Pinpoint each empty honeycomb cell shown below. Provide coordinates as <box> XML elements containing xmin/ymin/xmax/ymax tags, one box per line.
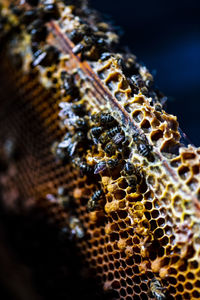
<box><xmin>120</xmin><ymin>288</ymin><xmax>127</xmax><ymax>297</ymax></box>
<box><xmin>157</xmin><ymin>217</ymin><xmax>165</xmax><ymax>227</ymax></box>
<box><xmin>139</xmin><ymin>293</ymin><xmax>148</xmax><ymax>300</ymax></box>
<box><xmin>177</xmin><ymin>284</ymin><xmax>184</xmax><ymax>292</ymax></box>
<box><xmin>127</xmin><ymin>286</ymin><xmax>133</xmax><ymax>295</ymax></box>
<box><xmin>151</xmin><ymin>118</ymin><xmax>161</xmax><ymax>128</ymax></box>
<box><xmin>108</xmin><ymin>272</ymin><xmax>114</xmax><ymax>281</ymax></box>
<box><xmin>133</xmin><ymin>295</ymin><xmax>140</xmax><ymax>300</ymax></box>
<box><xmin>192</xmin><ymin>290</ymin><xmax>200</xmax><ymax>298</ymax></box>
<box><xmin>118</xmin><ymin>178</ymin><xmax>128</xmax><ymax>189</ymax></box>
<box><xmin>117</xmin><ymin>210</ymin><xmax>128</xmax><ymax>219</ymax></box>
<box><xmin>140</xmin><ymin>119</ymin><xmax>151</xmax><ymax>132</ymax></box>
<box><xmin>132</xmin><ymin>96</ymin><xmax>145</xmax><ymax>105</ymax></box>
<box><xmin>147</xmin><ymin>175</ymin><xmax>155</xmax><ymax>186</ymax></box>
<box><xmin>187</xmin><ymin>178</ymin><xmax>198</xmax><ymax>191</ymax></box>
<box><xmin>170</xmin><ymin>158</ymin><xmax>182</xmax><ymax>168</ymax></box>
<box><xmin>178</xmin><ymin>165</ymin><xmax>190</xmax><ymax>180</ymax></box>
<box><xmin>185</xmin><ymin>282</ymin><xmax>193</xmax><ymax>290</ymax></box>
<box><xmin>118</xmin><ymin>221</ymin><xmax>126</xmax><ymax>229</ymax></box>
<box><xmin>144</xmin><ymin>201</ymin><xmax>152</xmax><ymax>210</ymax></box>
<box><xmin>151</xmin><ymin>209</ymin><xmax>159</xmax><ymax>219</ymax></box>
<box><xmin>126</xmin><ymin>268</ymin><xmax>133</xmax><ymax>276</ymax></box>
<box><xmin>115</xmin><ymin>91</ymin><xmax>125</xmax><ymax>102</ymax></box>
<box><xmin>195</xmin><ymin>280</ymin><xmax>200</xmax><ymax>288</ymax></box>
<box><xmin>192</xmin><ymin>164</ymin><xmax>200</xmax><ymax>174</ymax></box>
<box><xmin>175</xmin><ymin>295</ymin><xmax>183</xmax><ymax>300</ymax></box>
<box><xmin>182</xmin><ymin>152</ymin><xmax>196</xmax><ymax>161</ymax></box>
<box><xmin>160</xmin><ymin>236</ymin><xmax>169</xmax><ymax>246</ymax></box>
<box><xmin>132</xmin><ymin>110</ymin><xmax>143</xmax><ymax>123</ymax></box>
<box><xmin>121</xmin><ymin>279</ymin><xmax>126</xmax><ymax>287</ymax></box>
<box><xmin>112</xmin><ymin>280</ymin><xmax>120</xmax><ymax>289</ymax></box>
<box><xmin>183</xmin><ymin>292</ymin><xmax>190</xmax><ymax>299</ymax></box>
<box><xmin>114</xmin><ymin>271</ymin><xmax>120</xmax><ymax>279</ymax></box>
<box><xmin>150</xmin><ymin>129</ymin><xmax>163</xmax><ymax>143</ymax></box>
<box><xmin>168</xmin><ymin>276</ymin><xmax>178</xmax><ymax>285</ymax></box>
<box><xmin>133</xmin><ymin>284</ymin><xmax>141</xmax><ymax>294</ymax></box>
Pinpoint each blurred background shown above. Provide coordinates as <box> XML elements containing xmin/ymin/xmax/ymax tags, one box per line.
<box><xmin>91</xmin><ymin>0</ymin><xmax>200</xmax><ymax>146</ymax></box>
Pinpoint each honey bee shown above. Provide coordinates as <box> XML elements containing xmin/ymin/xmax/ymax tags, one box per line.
<box><xmin>71</xmin><ymin>103</ymin><xmax>86</xmax><ymax>116</ymax></box>
<box><xmin>73</xmin><ymin>118</ymin><xmax>88</xmax><ymax>132</ymax></box>
<box><xmin>104</xmin><ymin>142</ymin><xmax>116</xmax><ymax>156</ymax></box>
<box><xmin>73</xmin><ymin>157</ymin><xmax>93</xmax><ymax>175</ymax></box>
<box><xmin>69</xmin><ymin>216</ymin><xmax>84</xmax><ymax>239</ymax></box>
<box><xmin>72</xmin><ymin>43</ymin><xmax>85</xmax><ymax>55</ymax></box>
<box><xmin>41</xmin><ymin>1</ymin><xmax>59</xmax><ymax>21</ymax></box>
<box><xmin>106</xmin><ymin>126</ymin><xmax>121</xmax><ymax>138</ymax></box>
<box><xmin>60</xmin><ymin>71</ymin><xmax>75</xmax><ymax>94</ymax></box>
<box><xmin>94</xmin><ymin>158</ymin><xmax>119</xmax><ymax>174</ymax></box>
<box><xmin>98</xmin><ymin>131</ymin><xmax>110</xmax><ymax>145</ymax></box>
<box><xmin>100</xmin><ymin>113</ymin><xmax>116</xmax><ymax>127</ymax></box>
<box><xmin>122</xmin><ymin>162</ymin><xmax>141</xmax><ymax>191</ymax></box>
<box><xmin>100</xmin><ymin>52</ymin><xmax>111</xmax><ymax>61</ymax></box>
<box><xmin>51</xmin><ymin>141</ymin><xmax>68</xmax><ymax>163</ymax></box>
<box><xmin>21</xmin><ymin>10</ymin><xmax>37</xmax><ymax>25</ymax></box>
<box><xmin>123</xmin><ymin>162</ymin><xmax>136</xmax><ymax>175</ymax></box>
<box><xmin>57</xmin><ymin>186</ymin><xmax>71</xmax><ymax>209</ymax></box>
<box><xmin>150</xmin><ymin>278</ymin><xmax>166</xmax><ymax>300</ymax></box>
<box><xmin>87</xmin><ymin>189</ymin><xmax>103</xmax><ymax>212</ymax></box>
<box><xmin>58</xmin><ymin>131</ymin><xmax>85</xmax><ymax>157</ymax></box>
<box><xmin>69</xmin><ymin>23</ymin><xmax>91</xmax><ymax>44</ymax></box>
<box><xmin>93</xmin><ymin>125</ymin><xmax>124</xmax><ymax>148</ymax></box>
<box><xmin>90</xmin><ymin>126</ymin><xmax>103</xmax><ymax>138</ymax></box>
<box><xmin>106</xmin><ymin>126</ymin><xmax>125</xmax><ymax>145</ymax></box>
<box><xmin>133</xmin><ymin>133</ymin><xmax>152</xmax><ymax>158</ymax></box>
<box><xmin>28</xmin><ymin>19</ymin><xmax>47</xmax><ymax>43</ymax></box>
<box><xmin>91</xmin><ymin>113</ymin><xmax>117</xmax><ymax>127</ymax></box>
<box><xmin>89</xmin><ymin>126</ymin><xmax>103</xmax><ymax>144</ymax></box>
<box><xmin>137</xmin><ymin>143</ymin><xmax>152</xmax><ymax>158</ymax></box>
<box><xmin>72</xmin><ymin>35</ymin><xmax>93</xmax><ymax>57</ymax></box>
<box><xmin>32</xmin><ymin>45</ymin><xmax>59</xmax><ymax>67</ymax></box>
<box><xmin>59</xmin><ymin>102</ymin><xmax>88</xmax><ymax>131</ymax></box>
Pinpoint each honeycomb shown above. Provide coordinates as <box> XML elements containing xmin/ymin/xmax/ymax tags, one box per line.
<box><xmin>1</xmin><ymin>1</ymin><xmax>200</xmax><ymax>299</ymax></box>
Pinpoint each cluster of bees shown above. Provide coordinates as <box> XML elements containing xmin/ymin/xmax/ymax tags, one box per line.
<box><xmin>56</xmin><ymin>84</ymin><xmax>153</xmax><ymax>212</ymax></box>
<box><xmin>7</xmin><ymin>0</ymin><xmax>62</xmax><ymax>69</ymax></box>
<box><xmin>6</xmin><ymin>0</ymin><xmax>166</xmax><ymax>112</ymax></box>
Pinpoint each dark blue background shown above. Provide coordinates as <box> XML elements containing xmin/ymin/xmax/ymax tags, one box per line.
<box><xmin>91</xmin><ymin>0</ymin><xmax>200</xmax><ymax>146</ymax></box>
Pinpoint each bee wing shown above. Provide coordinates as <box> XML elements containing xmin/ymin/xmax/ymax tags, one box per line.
<box><xmin>32</xmin><ymin>52</ymin><xmax>46</xmax><ymax>67</ymax></box>
<box><xmin>59</xmin><ymin>102</ymin><xmax>77</xmax><ymax>120</ymax></box>
<box><xmin>46</xmin><ymin>193</ymin><xmax>57</xmax><ymax>203</ymax></box>
<box><xmin>59</xmin><ymin>102</ymin><xmax>73</xmax><ymax>109</ymax></box>
<box><xmin>67</xmin><ymin>141</ymin><xmax>77</xmax><ymax>157</ymax></box>
<box><xmin>64</xmin><ymin>115</ymin><xmax>79</xmax><ymax>127</ymax></box>
<box><xmin>92</xmin><ymin>137</ymin><xmax>99</xmax><ymax>145</ymax></box>
<box><xmin>75</xmin><ymin>226</ymin><xmax>84</xmax><ymax>239</ymax></box>
<box><xmin>58</xmin><ymin>138</ymin><xmax>71</xmax><ymax>148</ymax></box>
<box><xmin>94</xmin><ymin>161</ymin><xmax>107</xmax><ymax>174</ymax></box>
<box><xmin>113</xmin><ymin>133</ymin><xmax>124</xmax><ymax>144</ymax></box>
